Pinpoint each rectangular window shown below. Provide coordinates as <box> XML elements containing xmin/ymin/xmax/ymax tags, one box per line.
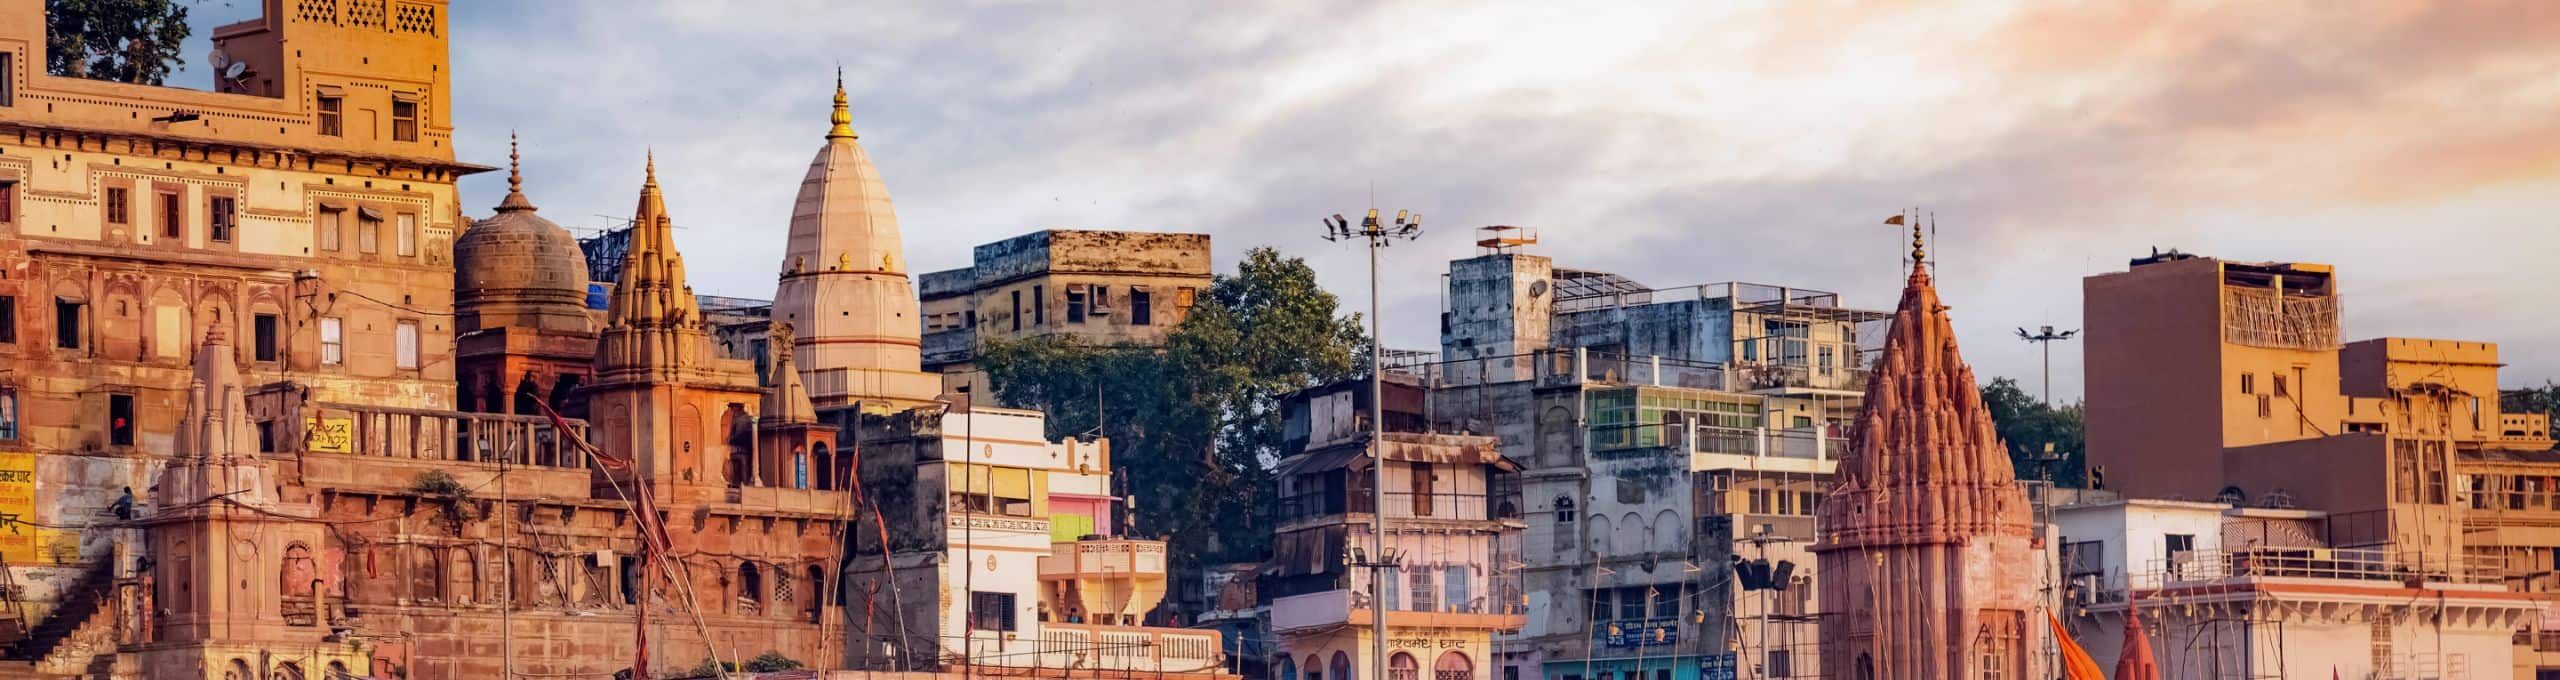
<box><xmin>0</xmin><ymin>180</ymin><xmax>16</xmax><ymax>224</ymax></box>
<box><xmin>395</xmin><ymin>320</ymin><xmax>420</xmax><ymax>369</ymax></box>
<box><xmin>1032</xmin><ymin>284</ymin><xmax>1045</xmax><ymax>326</ymax></box>
<box><xmin>1650</xmin><ymin>585</ymin><xmax>1678</xmax><ymax>618</ymax></box>
<box><xmin>209</xmin><ymin>196</ymin><xmax>236</xmax><ymax>243</ymax></box>
<box><xmin>0</xmin><ymin>295</ymin><xmax>13</xmax><ymax>344</ymax></box>
<box><xmin>0</xmin><ymin>53</ymin><xmax>12</xmax><ymax>107</ymax></box>
<box><xmin>1066</xmin><ymin>284</ymin><xmax>1088</xmax><ymax>323</ymax></box>
<box><xmin>2240</xmin><ymin>372</ymin><xmax>2254</xmax><ymax>395</ymax></box>
<box><xmin>1009</xmin><ymin>290</ymin><xmax>1022</xmax><ymax>331</ymax></box>
<box><xmin>2273</xmin><ymin>374</ymin><xmax>2288</xmax><ymax>398</ymax></box>
<box><xmin>1616</xmin><ymin>586</ymin><xmax>1645</xmax><ymax>621</ymax></box>
<box><xmin>391</xmin><ymin>100</ymin><xmax>419</xmax><ymax>141</ymax></box>
<box><xmin>1132</xmin><ymin>288</ymin><xmax>1153</xmax><ymax>326</ymax></box>
<box><xmin>969</xmin><ymin>591</ymin><xmax>1016</xmax><ymax>631</ymax></box>
<box><xmin>1818</xmin><ymin>346</ymin><xmax>1835</xmax><ymax>376</ymax></box>
<box><xmin>318</xmin><ymin>96</ymin><xmax>344</xmax><ymax>137</ymax></box>
<box><xmin>1767</xmin><ymin>651</ymin><xmax>1792</xmax><ymax>678</ymax></box>
<box><xmin>109</xmin><ymin>393</ymin><xmax>134</xmax><ymax>446</ymax></box>
<box><xmin>253</xmin><ymin>314</ymin><xmax>279</xmax><ymax>362</ymax></box>
<box><xmin>320</xmin><ymin>317</ymin><xmax>344</xmax><ymax>365</ymax></box>
<box><xmin>54</xmin><ymin>299</ymin><xmax>82</xmax><ymax>349</ymax></box>
<box><xmin>2165</xmin><ymin>533</ymin><xmax>2195</xmax><ymax>557</ymax></box>
<box><xmin>159</xmin><ymin>191</ymin><xmax>182</xmax><ymax>240</ymax></box>
<box><xmin>397</xmin><ymin>213</ymin><xmax>417</xmax><ymax>256</ymax></box>
<box><xmin>0</xmin><ymin>388</ymin><xmax>16</xmax><ymax>442</ymax></box>
<box><xmin>1408</xmin><ymin>570</ymin><xmax>1436</xmax><ymax>612</ymax></box>
<box><xmin>1092</xmin><ymin>285</ymin><xmax>1111</xmax><ymax>314</ymax></box>
<box><xmin>358</xmin><ymin>213</ymin><xmax>380</xmax><ymax>254</ymax></box>
<box><xmin>318</xmin><ymin>208</ymin><xmax>343</xmax><ymax>251</ymax></box>
<box><xmin>105</xmin><ymin>187</ymin><xmax>128</xmax><ymax>224</ymax></box>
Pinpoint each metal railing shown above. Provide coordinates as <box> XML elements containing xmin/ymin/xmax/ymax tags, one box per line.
<box><xmin>2137</xmin><ymin>547</ymin><xmax>2505</xmax><ymax>587</ymax></box>
<box><xmin>1276</xmin><ymin>491</ymin><xmax>1521</xmax><ymax>524</ymax></box>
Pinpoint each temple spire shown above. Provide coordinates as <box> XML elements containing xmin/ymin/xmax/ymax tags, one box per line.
<box><xmin>828</xmin><ymin>68</ymin><xmax>858</xmax><ymax>140</ymax></box>
<box><xmin>496</xmin><ymin>131</ymin><xmax>538</xmax><ymax>213</ymax></box>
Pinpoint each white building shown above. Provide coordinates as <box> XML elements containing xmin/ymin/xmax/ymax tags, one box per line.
<box><xmin>2055</xmin><ymin>495</ymin><xmax>2539</xmax><ymax>679</ymax></box>
<box><xmin>841</xmin><ymin>405</ymin><xmax>1221</xmax><ymax>675</ymax></box>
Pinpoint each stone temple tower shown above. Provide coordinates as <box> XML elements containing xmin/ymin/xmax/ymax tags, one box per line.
<box><xmin>1811</xmin><ymin>225</ymin><xmax>2045</xmax><ymax>679</ymax></box>
<box><xmin>770</xmin><ymin>75</ymin><xmax>943</xmax><ymax>412</ymax></box>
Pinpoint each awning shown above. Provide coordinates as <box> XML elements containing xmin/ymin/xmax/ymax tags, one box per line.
<box><xmin>1271</xmin><ymin>446</ymin><xmax>1367</xmax><ymax>480</ymax></box>
<box><xmin>357</xmin><ymin>206</ymin><xmax>385</xmax><ymax>220</ymax></box>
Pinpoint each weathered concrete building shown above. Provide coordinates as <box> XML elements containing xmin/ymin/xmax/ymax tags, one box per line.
<box><xmin>1420</xmin><ymin>230</ymin><xmax>1879</xmax><ymax>680</ymax></box>
<box><xmin>0</xmin><ymin>0</ymin><xmax>479</xmax><ymax>669</ymax></box>
<box><xmin>2081</xmin><ymin>251</ymin><xmax>2560</xmax><ymax>676</ymax></box>
<box><xmin>918</xmin><ymin>229</ymin><xmax>1211</xmax><ymax>397</ymax></box>
<box><xmin>836</xmin><ymin>404</ymin><xmax>1223</xmax><ymax>674</ymax></box>
<box><xmin>2053</xmin><ymin>494</ymin><xmax>2538</xmax><ymax>678</ymax></box>
<box><xmin>1263</xmin><ymin>376</ymin><xmax>1526</xmax><ymax>680</ymax></box>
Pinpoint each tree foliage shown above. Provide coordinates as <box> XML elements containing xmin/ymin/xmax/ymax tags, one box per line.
<box><xmin>46</xmin><ymin>0</ymin><xmax>193</xmax><ymax>85</ymax></box>
<box><xmin>979</xmin><ymin>247</ymin><xmax>1366</xmax><ymax>567</ymax></box>
<box><xmin>1979</xmin><ymin>377</ymin><xmax>2087</xmax><ymax>487</ymax></box>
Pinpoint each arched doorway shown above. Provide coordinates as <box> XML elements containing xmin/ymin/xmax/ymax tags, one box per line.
<box><xmin>1433</xmin><ymin>651</ymin><xmax>1472</xmax><ymax>680</ymax></box>
<box><xmin>1388</xmin><ymin>652</ymin><xmax>1418</xmax><ymax>680</ymax></box>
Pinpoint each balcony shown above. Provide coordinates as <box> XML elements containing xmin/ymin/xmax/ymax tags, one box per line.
<box><xmin>1277</xmin><ymin>491</ymin><xmax>1522</xmax><ymax>525</ymax></box>
<box><xmin>255</xmin><ymin>394</ymin><xmax>601</xmax><ymax>498</ymax></box>
<box><xmin>2136</xmin><ymin>547</ymin><xmax>2505</xmax><ymax>589</ymax></box>
<box><xmin>1039</xmin><ymin>539</ymin><xmax>1171</xmax><ymax>580</ymax></box>
<box><xmin>1037</xmin><ymin>622</ymin><xmax>1224</xmax><ymax>674</ymax></box>
<box><xmin>923</xmin><ymin>327</ymin><xmax>977</xmax><ymax>365</ymax></box>
<box><xmin>1268</xmin><ymin>588</ymin><xmax>1527</xmax><ymax>633</ymax></box>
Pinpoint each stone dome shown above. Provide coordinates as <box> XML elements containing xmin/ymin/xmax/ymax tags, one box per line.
<box><xmin>454</xmin><ymin>139</ymin><xmax>594</xmax><ymax>334</ymax></box>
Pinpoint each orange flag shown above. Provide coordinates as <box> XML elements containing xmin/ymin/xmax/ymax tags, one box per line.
<box><xmin>2048</xmin><ymin>611</ymin><xmax>2108</xmax><ymax>680</ymax></box>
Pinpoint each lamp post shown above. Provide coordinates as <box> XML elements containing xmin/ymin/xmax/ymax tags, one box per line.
<box><xmin>2014</xmin><ymin>325</ymin><xmax>2078</xmax><ymax>405</ymax></box>
<box><xmin>1326</xmin><ymin>208</ymin><xmax>1420</xmax><ymax>680</ymax></box>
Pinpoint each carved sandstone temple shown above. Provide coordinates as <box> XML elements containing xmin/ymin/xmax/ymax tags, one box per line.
<box><xmin>770</xmin><ymin>76</ymin><xmax>943</xmax><ymax>413</ymax></box>
<box><xmin>1811</xmin><ymin>227</ymin><xmax>2046</xmax><ymax>679</ymax></box>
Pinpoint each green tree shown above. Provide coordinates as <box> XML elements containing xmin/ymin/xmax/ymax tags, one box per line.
<box><xmin>979</xmin><ymin>247</ymin><xmax>1366</xmax><ymax>567</ymax></box>
<box><xmin>1979</xmin><ymin>377</ymin><xmax>2087</xmax><ymax>487</ymax></box>
<box><xmin>47</xmin><ymin>0</ymin><xmax>194</xmax><ymax>85</ymax></box>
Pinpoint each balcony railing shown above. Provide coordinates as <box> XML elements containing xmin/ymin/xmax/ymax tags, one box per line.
<box><xmin>2136</xmin><ymin>547</ymin><xmax>2505</xmax><ymax>587</ymax></box>
<box><xmin>1276</xmin><ymin>492</ymin><xmax>1521</xmax><ymax>524</ymax></box>
<box><xmin>1038</xmin><ymin>622</ymin><xmax>1224</xmax><ymax>674</ymax></box>
<box><xmin>260</xmin><ymin>399</ymin><xmax>591</xmax><ymax>469</ymax></box>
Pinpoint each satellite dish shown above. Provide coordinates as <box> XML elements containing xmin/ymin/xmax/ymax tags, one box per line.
<box><xmin>208</xmin><ymin>48</ymin><xmax>231</xmax><ymax>72</ymax></box>
<box><xmin>224</xmin><ymin>62</ymin><xmax>250</xmax><ymax>80</ymax></box>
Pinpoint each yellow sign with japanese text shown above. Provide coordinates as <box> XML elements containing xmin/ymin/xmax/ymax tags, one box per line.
<box><xmin>307</xmin><ymin>417</ymin><xmax>355</xmax><ymax>453</ymax></box>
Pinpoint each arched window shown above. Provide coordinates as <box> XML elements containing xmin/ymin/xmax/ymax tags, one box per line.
<box><xmin>738</xmin><ymin>562</ymin><xmax>764</xmax><ymax>613</ymax></box>
<box><xmin>1433</xmin><ymin>651</ymin><xmax>1472</xmax><ymax>680</ymax></box>
<box><xmin>326</xmin><ymin>662</ymin><xmax>350</xmax><ymax>679</ymax></box>
<box><xmin>550</xmin><ymin>374</ymin><xmax>585</xmax><ymax>420</ymax></box>
<box><xmin>512</xmin><ymin>374</ymin><xmax>543</xmax><ymax>415</ymax></box>
<box><xmin>804</xmin><ymin>564</ymin><xmax>826</xmax><ymax>623</ymax></box>
<box><xmin>1303</xmin><ymin>656</ymin><xmax>1323</xmax><ymax>680</ymax></box>
<box><xmin>224</xmin><ymin>658</ymin><xmax>254</xmax><ymax>680</ymax></box>
<box><xmin>281</xmin><ymin>543</ymin><xmax>316</xmax><ymax>598</ymax></box>
<box><xmin>1388</xmin><ymin>652</ymin><xmax>1420</xmax><ymax>680</ymax></box>
<box><xmin>449</xmin><ymin>548</ymin><xmax>479</xmax><ymax>606</ymax></box>
<box><xmin>1278</xmin><ymin>655</ymin><xmax>1298</xmax><ymax>680</ymax></box>
<box><xmin>1329</xmin><ymin>651</ymin><xmax>1351</xmax><ymax>680</ymax></box>
<box><xmin>273</xmin><ymin>661</ymin><xmax>305</xmax><ymax>680</ymax></box>
<box><xmin>409</xmin><ymin>546</ymin><xmax>443</xmax><ymax>605</ymax></box>
<box><xmin>813</xmin><ymin>442</ymin><xmax>836</xmax><ymax>491</ymax></box>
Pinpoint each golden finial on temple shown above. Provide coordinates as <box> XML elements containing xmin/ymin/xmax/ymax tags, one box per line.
<box><xmin>644</xmin><ymin>148</ymin><xmax>657</xmax><ymax>186</ymax></box>
<box><xmin>1912</xmin><ymin>219</ymin><xmax>1926</xmax><ymax>265</ymax></box>
<box><xmin>828</xmin><ymin>66</ymin><xmax>858</xmax><ymax>140</ymax></box>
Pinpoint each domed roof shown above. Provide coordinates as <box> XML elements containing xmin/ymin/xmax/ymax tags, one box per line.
<box><xmin>455</xmin><ymin>136</ymin><xmax>594</xmax><ymax>334</ymax></box>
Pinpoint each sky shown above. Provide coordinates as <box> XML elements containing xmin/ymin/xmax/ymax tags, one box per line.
<box><xmin>176</xmin><ymin>1</ymin><xmax>2560</xmax><ymax>400</ymax></box>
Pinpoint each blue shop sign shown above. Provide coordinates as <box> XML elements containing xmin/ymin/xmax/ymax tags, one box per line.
<box><xmin>1698</xmin><ymin>653</ymin><xmax>1735</xmax><ymax>680</ymax></box>
<box><xmin>1601</xmin><ymin>619</ymin><xmax>1679</xmax><ymax>648</ymax></box>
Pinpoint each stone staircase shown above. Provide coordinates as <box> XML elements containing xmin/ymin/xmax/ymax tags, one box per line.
<box><xmin>1</xmin><ymin>561</ymin><xmax>119</xmax><ymax>676</ymax></box>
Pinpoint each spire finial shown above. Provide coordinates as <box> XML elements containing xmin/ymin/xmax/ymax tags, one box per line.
<box><xmin>494</xmin><ymin>130</ymin><xmax>538</xmax><ymax>212</ymax></box>
<box><xmin>1911</xmin><ymin>214</ymin><xmax>1925</xmax><ymax>265</ymax></box>
<box><xmin>644</xmin><ymin>148</ymin><xmax>658</xmax><ymax>187</ymax></box>
<box><xmin>828</xmin><ymin>67</ymin><xmax>858</xmax><ymax>140</ymax></box>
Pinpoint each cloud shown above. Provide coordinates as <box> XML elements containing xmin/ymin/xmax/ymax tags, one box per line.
<box><xmin>424</xmin><ymin>0</ymin><xmax>2560</xmax><ymax>399</ymax></box>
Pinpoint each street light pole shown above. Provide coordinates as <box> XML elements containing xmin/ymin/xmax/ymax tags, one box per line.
<box><xmin>1326</xmin><ymin>208</ymin><xmax>1421</xmax><ymax>680</ymax></box>
<box><xmin>2014</xmin><ymin>325</ymin><xmax>2079</xmax><ymax>405</ymax></box>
